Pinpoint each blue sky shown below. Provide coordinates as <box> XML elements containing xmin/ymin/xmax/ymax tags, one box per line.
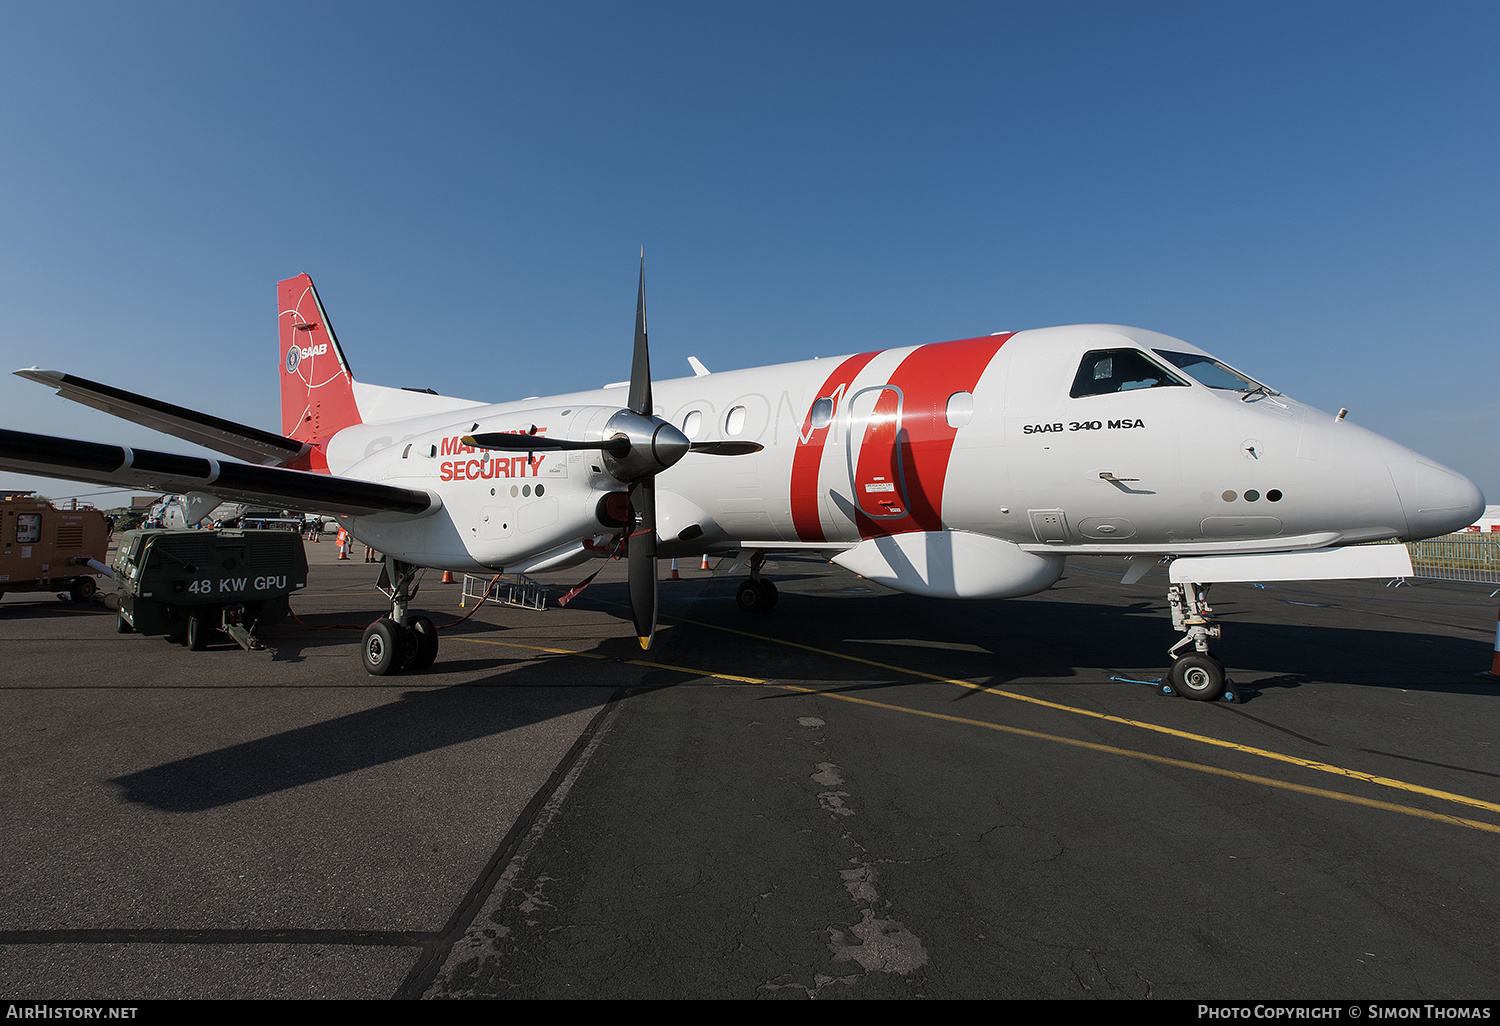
<box><xmin>1</xmin><ymin>1</ymin><xmax>1495</xmax><ymax>506</ymax></box>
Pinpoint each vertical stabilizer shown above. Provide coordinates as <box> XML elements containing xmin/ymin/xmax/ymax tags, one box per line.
<box><xmin>278</xmin><ymin>275</ymin><xmax>362</xmax><ymax>469</ymax></box>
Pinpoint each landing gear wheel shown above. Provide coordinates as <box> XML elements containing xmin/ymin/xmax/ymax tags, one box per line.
<box><xmin>70</xmin><ymin>577</ymin><xmax>96</xmax><ymax>604</ymax></box>
<box><xmin>759</xmin><ymin>579</ymin><xmax>779</xmax><ymax>611</ymax></box>
<box><xmin>362</xmin><ymin>617</ymin><xmax>406</xmax><ymax>676</ymax></box>
<box><xmin>187</xmin><ymin>611</ymin><xmax>211</xmax><ymax>651</ymax></box>
<box><xmin>1170</xmin><ymin>652</ymin><xmax>1226</xmax><ymax>702</ymax></box>
<box><xmin>736</xmin><ymin>579</ymin><xmax>777</xmax><ymax>613</ymax></box>
<box><xmin>404</xmin><ymin>615</ymin><xmax>439</xmax><ymax>672</ymax></box>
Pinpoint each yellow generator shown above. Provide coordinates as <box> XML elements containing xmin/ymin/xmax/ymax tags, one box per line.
<box><xmin>0</xmin><ymin>494</ymin><xmax>109</xmax><ymax>603</ymax></box>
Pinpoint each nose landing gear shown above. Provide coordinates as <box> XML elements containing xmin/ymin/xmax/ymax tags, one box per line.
<box><xmin>1161</xmin><ymin>581</ymin><xmax>1233</xmax><ymax>702</ymax></box>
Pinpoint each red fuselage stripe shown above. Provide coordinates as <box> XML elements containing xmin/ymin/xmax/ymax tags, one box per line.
<box><xmin>853</xmin><ymin>334</ymin><xmax>1011</xmax><ymax>538</ymax></box>
<box><xmin>790</xmin><ymin>335</ymin><xmax>1011</xmax><ymax>542</ymax></box>
<box><xmin>789</xmin><ymin>350</ymin><xmax>883</xmax><ymax>541</ymax></box>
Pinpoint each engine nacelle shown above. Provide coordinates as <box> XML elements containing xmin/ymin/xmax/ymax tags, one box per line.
<box><xmin>339</xmin><ymin>407</ymin><xmax>629</xmax><ymax>570</ymax></box>
<box><xmin>831</xmin><ymin>531</ymin><xmax>1064</xmax><ymax>599</ymax></box>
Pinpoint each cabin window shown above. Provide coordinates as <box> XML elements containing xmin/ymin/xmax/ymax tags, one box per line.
<box><xmin>809</xmin><ymin>397</ymin><xmax>834</xmax><ymax>430</ymax></box>
<box><xmin>945</xmin><ymin>391</ymin><xmax>974</xmax><ymax>428</ymax></box>
<box><xmin>725</xmin><ymin>406</ymin><xmax>746</xmax><ymax>436</ymax></box>
<box><xmin>682</xmin><ymin>410</ymin><xmax>703</xmax><ymax>438</ymax></box>
<box><xmin>1070</xmin><ymin>349</ymin><xmax>1189</xmax><ymax>398</ymax></box>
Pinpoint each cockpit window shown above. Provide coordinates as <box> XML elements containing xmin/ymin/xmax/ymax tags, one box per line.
<box><xmin>1070</xmin><ymin>349</ymin><xmax>1189</xmax><ymax>398</ymax></box>
<box><xmin>1153</xmin><ymin>349</ymin><xmax>1271</xmax><ymax>394</ymax></box>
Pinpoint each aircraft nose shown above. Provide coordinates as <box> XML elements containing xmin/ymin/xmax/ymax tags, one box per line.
<box><xmin>1384</xmin><ymin>445</ymin><xmax>1485</xmax><ymax>541</ymax></box>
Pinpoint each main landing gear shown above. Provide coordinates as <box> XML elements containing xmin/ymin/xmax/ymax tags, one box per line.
<box><xmin>735</xmin><ymin>552</ymin><xmax>779</xmax><ymax>613</ymax></box>
<box><xmin>361</xmin><ymin>557</ymin><xmax>439</xmax><ymax>676</ymax></box>
<box><xmin>1159</xmin><ymin>581</ymin><xmax>1234</xmax><ymax>702</ymax></box>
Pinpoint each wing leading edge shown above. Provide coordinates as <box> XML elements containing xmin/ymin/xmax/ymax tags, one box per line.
<box><xmin>0</xmin><ymin>427</ymin><xmax>438</xmax><ymax>519</ymax></box>
<box><xmin>15</xmin><ymin>368</ymin><xmax>310</xmax><ymax>467</ymax></box>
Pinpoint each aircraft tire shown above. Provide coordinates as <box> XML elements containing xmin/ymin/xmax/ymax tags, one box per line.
<box><xmin>1170</xmin><ymin>653</ymin><xmax>1226</xmax><ymax>702</ymax></box>
<box><xmin>736</xmin><ymin>580</ymin><xmax>774</xmax><ymax>613</ymax></box>
<box><xmin>760</xmin><ymin>579</ymin><xmax>779</xmax><ymax>611</ymax></box>
<box><xmin>405</xmin><ymin>615</ymin><xmax>439</xmax><ymax>672</ymax></box>
<box><xmin>362</xmin><ymin>618</ymin><xmax>406</xmax><ymax>676</ymax></box>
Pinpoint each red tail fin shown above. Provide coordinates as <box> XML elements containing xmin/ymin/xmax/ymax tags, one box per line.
<box><xmin>279</xmin><ymin>274</ymin><xmax>362</xmax><ymax>470</ymax></box>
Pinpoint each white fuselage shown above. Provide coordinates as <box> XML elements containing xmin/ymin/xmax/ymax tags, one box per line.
<box><xmin>322</xmin><ymin>325</ymin><xmax>1482</xmax><ymax>596</ymax></box>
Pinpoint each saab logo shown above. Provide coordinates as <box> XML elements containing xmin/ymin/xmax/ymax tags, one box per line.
<box><xmin>285</xmin><ymin>343</ymin><xmax>329</xmax><ymax>374</ymax></box>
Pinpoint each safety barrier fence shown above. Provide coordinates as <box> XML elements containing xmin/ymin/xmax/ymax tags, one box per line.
<box><xmin>1403</xmin><ymin>533</ymin><xmax>1500</xmax><ymax>586</ymax></box>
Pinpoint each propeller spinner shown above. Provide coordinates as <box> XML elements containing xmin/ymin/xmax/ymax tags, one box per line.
<box><xmin>463</xmin><ymin>254</ymin><xmax>759</xmax><ymax>650</ymax></box>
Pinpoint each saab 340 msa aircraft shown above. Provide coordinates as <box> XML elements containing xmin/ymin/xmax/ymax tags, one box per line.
<box><xmin>0</xmin><ymin>263</ymin><xmax>1483</xmax><ymax>699</ymax></box>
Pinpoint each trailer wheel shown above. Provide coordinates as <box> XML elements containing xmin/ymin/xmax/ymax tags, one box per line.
<box><xmin>70</xmin><ymin>577</ymin><xmax>97</xmax><ymax>604</ymax></box>
<box><xmin>187</xmin><ymin>611</ymin><xmax>212</xmax><ymax>651</ymax></box>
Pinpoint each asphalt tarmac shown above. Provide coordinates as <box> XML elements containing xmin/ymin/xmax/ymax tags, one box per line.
<box><xmin>2</xmin><ymin>538</ymin><xmax>1498</xmax><ymax>1000</ymax></box>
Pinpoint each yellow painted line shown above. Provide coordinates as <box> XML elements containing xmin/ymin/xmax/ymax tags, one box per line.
<box><xmin>449</xmin><ymin>634</ymin><xmax>1499</xmax><ymax>835</ymax></box>
<box><xmin>681</xmin><ymin>618</ymin><xmax>1500</xmax><ymax>820</ymax></box>
<box><xmin>774</xmin><ymin>683</ymin><xmax>1500</xmax><ymax>836</ymax></box>
<box><xmin>447</xmin><ymin>636</ymin><xmax>767</xmax><ymax>684</ymax></box>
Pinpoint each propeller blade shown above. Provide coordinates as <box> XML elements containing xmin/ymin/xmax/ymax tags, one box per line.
<box><xmin>465</xmin><ymin>433</ymin><xmax>630</xmax><ymax>456</ymax></box>
<box><xmin>628</xmin><ymin>251</ymin><xmax>652</xmax><ymax>418</ymax></box>
<box><xmin>464</xmin><ymin>433</ymin><xmax>578</xmax><ymax>451</ymax></box>
<box><xmin>688</xmin><ymin>440</ymin><xmax>764</xmax><ymax>456</ymax></box>
<box><xmin>627</xmin><ymin>475</ymin><xmax>658</xmax><ymax>649</ymax></box>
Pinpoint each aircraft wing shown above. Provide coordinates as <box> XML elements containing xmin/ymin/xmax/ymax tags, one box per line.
<box><xmin>0</xmin><ymin>427</ymin><xmax>438</xmax><ymax>519</ymax></box>
<box><xmin>14</xmin><ymin>368</ymin><xmax>309</xmax><ymax>467</ymax></box>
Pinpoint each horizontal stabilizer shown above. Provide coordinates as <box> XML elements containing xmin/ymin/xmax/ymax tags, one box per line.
<box><xmin>15</xmin><ymin>368</ymin><xmax>309</xmax><ymax>467</ymax></box>
<box><xmin>0</xmin><ymin>427</ymin><xmax>439</xmax><ymax>519</ymax></box>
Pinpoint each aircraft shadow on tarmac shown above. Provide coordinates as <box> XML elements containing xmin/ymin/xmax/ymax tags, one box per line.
<box><xmin>0</xmin><ymin>599</ymin><xmax>111</xmax><ymax>619</ymax></box>
<box><xmin>256</xmin><ymin>607</ymin><xmax>507</xmax><ymax>663</ymax></box>
<box><xmin>109</xmin><ymin>571</ymin><xmax>1493</xmax><ymax>813</ymax></box>
<box><xmin>109</xmin><ymin>655</ymin><xmax>628</xmax><ymax>813</ymax></box>
<box><xmin>645</xmin><ymin>574</ymin><xmax>1495</xmax><ymax>702</ymax></box>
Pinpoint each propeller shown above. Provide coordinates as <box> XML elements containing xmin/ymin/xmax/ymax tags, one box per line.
<box><xmin>626</xmin><ymin>251</ymin><xmax>659</xmax><ymax>650</ymax></box>
<box><xmin>464</xmin><ymin>432</ymin><xmax>760</xmax><ymax>459</ymax></box>
<box><xmin>462</xmin><ymin>253</ymin><xmax>761</xmax><ymax>650</ymax></box>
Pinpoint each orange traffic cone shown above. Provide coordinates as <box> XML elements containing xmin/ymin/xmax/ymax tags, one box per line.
<box><xmin>669</xmin><ymin>559</ymin><xmax>680</xmax><ymax>580</ymax></box>
<box><xmin>1480</xmin><ymin>607</ymin><xmax>1500</xmax><ymax>680</ymax></box>
<box><xmin>700</xmin><ymin>554</ymin><xmax>710</xmax><ymax>571</ymax></box>
<box><xmin>441</xmin><ymin>570</ymin><xmax>454</xmax><ymax>583</ymax></box>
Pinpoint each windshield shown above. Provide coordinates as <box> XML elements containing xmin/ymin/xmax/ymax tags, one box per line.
<box><xmin>1153</xmin><ymin>349</ymin><xmax>1273</xmax><ymax>394</ymax></box>
<box><xmin>1069</xmin><ymin>349</ymin><xmax>1190</xmax><ymax>398</ymax></box>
